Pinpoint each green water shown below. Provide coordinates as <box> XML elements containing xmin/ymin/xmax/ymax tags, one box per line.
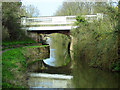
<box><xmin>29</xmin><ymin>33</ymin><xmax>120</xmax><ymax>88</ymax></box>
<box><xmin>45</xmin><ymin>33</ymin><xmax>120</xmax><ymax>88</ymax></box>
<box><xmin>43</xmin><ymin>33</ymin><xmax>70</xmax><ymax>67</ymax></box>
<box><xmin>72</xmin><ymin>60</ymin><xmax>120</xmax><ymax>88</ymax></box>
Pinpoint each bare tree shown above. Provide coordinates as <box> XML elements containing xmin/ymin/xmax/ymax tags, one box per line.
<box><xmin>21</xmin><ymin>5</ymin><xmax>40</xmax><ymax>17</ymax></box>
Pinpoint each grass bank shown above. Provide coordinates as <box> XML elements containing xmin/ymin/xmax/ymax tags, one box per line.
<box><xmin>2</xmin><ymin>40</ymin><xmax>36</xmax><ymax>46</ymax></box>
<box><xmin>2</xmin><ymin>45</ymin><xmax>48</xmax><ymax>88</ymax></box>
<box><xmin>2</xmin><ymin>47</ymin><xmax>27</xmax><ymax>88</ymax></box>
<box><xmin>2</xmin><ymin>40</ymin><xmax>36</xmax><ymax>50</ymax></box>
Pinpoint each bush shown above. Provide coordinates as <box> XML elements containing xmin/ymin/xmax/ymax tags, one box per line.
<box><xmin>71</xmin><ymin>12</ymin><xmax>119</xmax><ymax>71</ymax></box>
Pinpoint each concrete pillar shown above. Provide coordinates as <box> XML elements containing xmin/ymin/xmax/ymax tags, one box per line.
<box><xmin>67</xmin><ymin>35</ymin><xmax>77</xmax><ymax>69</ymax></box>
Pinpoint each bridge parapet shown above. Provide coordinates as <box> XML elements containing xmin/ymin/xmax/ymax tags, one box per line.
<box><xmin>21</xmin><ymin>16</ymin><xmax>76</xmax><ymax>26</ymax></box>
<box><xmin>21</xmin><ymin>13</ymin><xmax>103</xmax><ymax>26</ymax></box>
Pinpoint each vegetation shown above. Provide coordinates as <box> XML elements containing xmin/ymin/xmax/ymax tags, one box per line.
<box><xmin>50</xmin><ymin>34</ymin><xmax>70</xmax><ymax>66</ymax></box>
<box><xmin>2</xmin><ymin>40</ymin><xmax>36</xmax><ymax>47</ymax></box>
<box><xmin>72</xmin><ymin>16</ymin><xmax>119</xmax><ymax>71</ymax></box>
<box><xmin>2</xmin><ymin>35</ymin><xmax>36</xmax><ymax>50</ymax></box>
<box><xmin>2</xmin><ymin>2</ymin><xmax>38</xmax><ymax>46</ymax></box>
<box><xmin>55</xmin><ymin>1</ymin><xmax>120</xmax><ymax>71</ymax></box>
<box><xmin>2</xmin><ymin>2</ymin><xmax>41</xmax><ymax>88</ymax></box>
<box><xmin>2</xmin><ymin>2</ymin><xmax>23</xmax><ymax>40</ymax></box>
<box><xmin>73</xmin><ymin>5</ymin><xmax>119</xmax><ymax>71</ymax></box>
<box><xmin>1</xmin><ymin>0</ymin><xmax>120</xmax><ymax>89</ymax></box>
<box><xmin>118</xmin><ymin>1</ymin><xmax>120</xmax><ymax>71</ymax></box>
<box><xmin>27</xmin><ymin>45</ymin><xmax>48</xmax><ymax>48</ymax></box>
<box><xmin>2</xmin><ymin>47</ymin><xmax>27</xmax><ymax>88</ymax></box>
<box><xmin>75</xmin><ymin>16</ymin><xmax>87</xmax><ymax>25</ymax></box>
<box><xmin>21</xmin><ymin>4</ymin><xmax>40</xmax><ymax>17</ymax></box>
<box><xmin>55</xmin><ymin>2</ymin><xmax>115</xmax><ymax>16</ymax></box>
<box><xmin>2</xmin><ymin>40</ymin><xmax>36</xmax><ymax>51</ymax></box>
<box><xmin>2</xmin><ymin>45</ymin><xmax>48</xmax><ymax>88</ymax></box>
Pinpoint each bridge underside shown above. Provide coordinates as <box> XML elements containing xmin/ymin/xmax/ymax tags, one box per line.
<box><xmin>28</xmin><ymin>30</ymin><xmax>70</xmax><ymax>36</ymax></box>
<box><xmin>25</xmin><ymin>26</ymin><xmax>74</xmax><ymax>43</ymax></box>
<box><xmin>25</xmin><ymin>26</ymin><xmax>76</xmax><ymax>36</ymax></box>
<box><xmin>27</xmin><ymin>30</ymin><xmax>70</xmax><ymax>43</ymax></box>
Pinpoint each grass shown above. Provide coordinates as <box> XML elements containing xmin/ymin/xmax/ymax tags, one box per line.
<box><xmin>2</xmin><ymin>39</ymin><xmax>37</xmax><ymax>51</ymax></box>
<box><xmin>2</xmin><ymin>40</ymin><xmax>36</xmax><ymax>46</ymax></box>
<box><xmin>27</xmin><ymin>45</ymin><xmax>48</xmax><ymax>48</ymax></box>
<box><xmin>2</xmin><ymin>45</ymin><xmax>49</xmax><ymax>88</ymax></box>
<box><xmin>2</xmin><ymin>47</ymin><xmax>27</xmax><ymax>88</ymax></box>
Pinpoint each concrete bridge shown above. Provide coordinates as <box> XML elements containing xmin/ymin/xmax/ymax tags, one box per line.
<box><xmin>22</xmin><ymin>14</ymin><xmax>103</xmax><ymax>88</ymax></box>
<box><xmin>21</xmin><ymin>13</ymin><xmax>103</xmax><ymax>42</ymax></box>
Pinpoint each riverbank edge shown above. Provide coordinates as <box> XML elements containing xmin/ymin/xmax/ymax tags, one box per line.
<box><xmin>2</xmin><ymin>45</ymin><xmax>49</xmax><ymax>88</ymax></box>
<box><xmin>2</xmin><ymin>43</ymin><xmax>43</xmax><ymax>51</ymax></box>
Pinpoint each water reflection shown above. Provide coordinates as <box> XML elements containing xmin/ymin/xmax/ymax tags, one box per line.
<box><xmin>44</xmin><ymin>49</ymin><xmax>56</xmax><ymax>66</ymax></box>
<box><xmin>43</xmin><ymin>33</ymin><xmax>70</xmax><ymax>67</ymax></box>
<box><xmin>29</xmin><ymin>33</ymin><xmax>120</xmax><ymax>88</ymax></box>
<box><xmin>72</xmin><ymin>56</ymin><xmax>120</xmax><ymax>88</ymax></box>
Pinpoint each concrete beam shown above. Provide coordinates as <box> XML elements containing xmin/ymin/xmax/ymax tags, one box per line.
<box><xmin>26</xmin><ymin>26</ymin><xmax>77</xmax><ymax>31</ymax></box>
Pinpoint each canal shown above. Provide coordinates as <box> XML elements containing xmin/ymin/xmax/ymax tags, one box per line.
<box><xmin>28</xmin><ymin>33</ymin><xmax>120</xmax><ymax>88</ymax></box>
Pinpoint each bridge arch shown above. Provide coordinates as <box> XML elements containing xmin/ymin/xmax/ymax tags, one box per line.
<box><xmin>22</xmin><ymin>14</ymin><xmax>103</xmax><ymax>69</ymax></box>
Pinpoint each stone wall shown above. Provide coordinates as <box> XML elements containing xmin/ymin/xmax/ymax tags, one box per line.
<box><xmin>23</xmin><ymin>45</ymin><xmax>50</xmax><ymax>64</ymax></box>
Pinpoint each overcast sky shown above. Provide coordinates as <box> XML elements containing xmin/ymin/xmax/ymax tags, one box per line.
<box><xmin>21</xmin><ymin>0</ymin><xmax>65</xmax><ymax>16</ymax></box>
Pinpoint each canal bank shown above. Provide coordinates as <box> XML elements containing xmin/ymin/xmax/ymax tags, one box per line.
<box><xmin>2</xmin><ymin>45</ymin><xmax>50</xmax><ymax>88</ymax></box>
<box><xmin>2</xmin><ymin>33</ymin><xmax>120</xmax><ymax>88</ymax></box>
<box><xmin>44</xmin><ymin>33</ymin><xmax>120</xmax><ymax>88</ymax></box>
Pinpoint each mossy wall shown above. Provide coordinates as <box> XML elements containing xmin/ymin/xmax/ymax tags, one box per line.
<box><xmin>23</xmin><ymin>45</ymin><xmax>50</xmax><ymax>64</ymax></box>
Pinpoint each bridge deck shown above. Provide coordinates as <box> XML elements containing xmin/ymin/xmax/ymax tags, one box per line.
<box><xmin>26</xmin><ymin>26</ymin><xmax>77</xmax><ymax>31</ymax></box>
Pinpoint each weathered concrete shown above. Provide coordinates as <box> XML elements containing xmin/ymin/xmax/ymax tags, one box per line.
<box><xmin>28</xmin><ymin>73</ymin><xmax>73</xmax><ymax>88</ymax></box>
<box><xmin>69</xmin><ymin>35</ymin><xmax>77</xmax><ymax>69</ymax></box>
<box><xmin>27</xmin><ymin>26</ymin><xmax>75</xmax><ymax>31</ymax></box>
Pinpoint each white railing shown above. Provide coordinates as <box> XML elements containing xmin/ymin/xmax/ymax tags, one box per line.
<box><xmin>21</xmin><ymin>13</ymin><xmax>103</xmax><ymax>26</ymax></box>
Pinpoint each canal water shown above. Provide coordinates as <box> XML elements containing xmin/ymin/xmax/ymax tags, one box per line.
<box><xmin>43</xmin><ymin>34</ymin><xmax>70</xmax><ymax>67</ymax></box>
<box><xmin>28</xmin><ymin>33</ymin><xmax>120</xmax><ymax>88</ymax></box>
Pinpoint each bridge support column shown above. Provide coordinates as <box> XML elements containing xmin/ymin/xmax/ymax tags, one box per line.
<box><xmin>69</xmin><ymin>35</ymin><xmax>77</xmax><ymax>69</ymax></box>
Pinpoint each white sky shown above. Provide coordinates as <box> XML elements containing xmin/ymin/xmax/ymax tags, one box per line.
<box><xmin>21</xmin><ymin>0</ymin><xmax>65</xmax><ymax>16</ymax></box>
